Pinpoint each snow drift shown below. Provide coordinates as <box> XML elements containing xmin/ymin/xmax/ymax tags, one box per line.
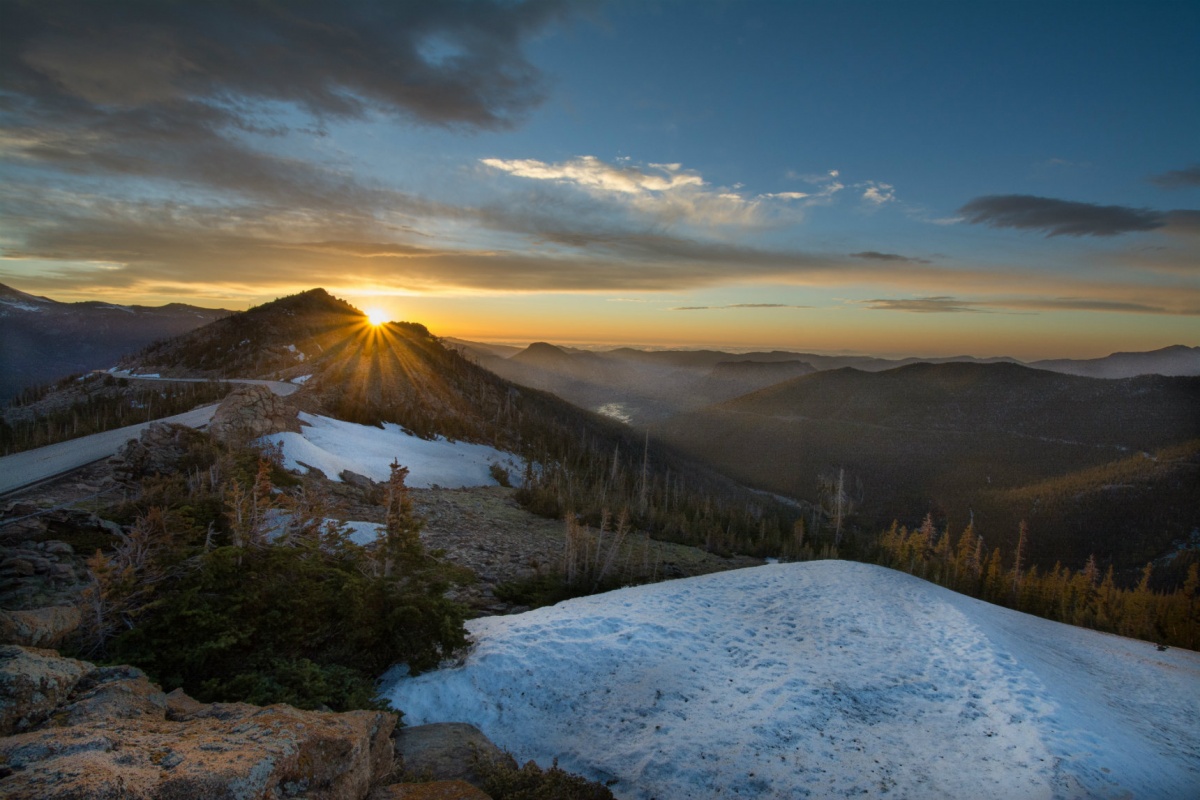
<box><xmin>383</xmin><ymin>561</ymin><xmax>1200</xmax><ymax>799</ymax></box>
<box><xmin>260</xmin><ymin>412</ymin><xmax>522</xmax><ymax>489</ymax></box>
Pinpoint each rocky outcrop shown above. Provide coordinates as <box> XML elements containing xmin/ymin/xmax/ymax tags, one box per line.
<box><xmin>208</xmin><ymin>385</ymin><xmax>299</xmax><ymax>445</ymax></box>
<box><xmin>0</xmin><ymin>646</ymin><xmax>398</xmax><ymax>799</ymax></box>
<box><xmin>0</xmin><ymin>605</ymin><xmax>83</xmax><ymax>649</ymax></box>
<box><xmin>0</xmin><ymin>645</ymin><xmax>91</xmax><ymax>736</ymax></box>
<box><xmin>109</xmin><ymin>421</ymin><xmax>213</xmax><ymax>482</ymax></box>
<box><xmin>0</xmin><ymin>538</ymin><xmax>87</xmax><ymax>627</ymax></box>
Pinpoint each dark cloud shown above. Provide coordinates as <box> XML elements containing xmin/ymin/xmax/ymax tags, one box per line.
<box><xmin>0</xmin><ymin>1</ymin><xmax>571</xmax><ymax>213</ymax></box>
<box><xmin>958</xmin><ymin>195</ymin><xmax>1165</xmax><ymax>237</ymax></box>
<box><xmin>1149</xmin><ymin>164</ymin><xmax>1200</xmax><ymax>189</ymax></box>
<box><xmin>849</xmin><ymin>251</ymin><xmax>931</xmax><ymax>264</ymax></box>
<box><xmin>1</xmin><ymin>0</ymin><xmax>567</xmax><ymax>127</ymax></box>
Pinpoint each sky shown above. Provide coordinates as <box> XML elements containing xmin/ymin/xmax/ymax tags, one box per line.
<box><xmin>1</xmin><ymin>0</ymin><xmax>1197</xmax><ymax>360</ymax></box>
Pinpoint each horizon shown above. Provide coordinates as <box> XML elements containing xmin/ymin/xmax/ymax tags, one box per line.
<box><xmin>1</xmin><ymin>1</ymin><xmax>1197</xmax><ymax>361</ymax></box>
<box><xmin>6</xmin><ymin>277</ymin><xmax>1198</xmax><ymax>363</ymax></box>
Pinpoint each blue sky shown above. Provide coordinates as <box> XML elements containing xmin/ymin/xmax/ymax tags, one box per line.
<box><xmin>1</xmin><ymin>0</ymin><xmax>1196</xmax><ymax>358</ymax></box>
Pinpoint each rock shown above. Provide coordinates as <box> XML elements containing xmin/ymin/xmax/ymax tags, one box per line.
<box><xmin>209</xmin><ymin>384</ymin><xmax>299</xmax><ymax>445</ymax></box>
<box><xmin>43</xmin><ymin>541</ymin><xmax>75</xmax><ymax>557</ymax></box>
<box><xmin>394</xmin><ymin>723</ymin><xmax>516</xmax><ymax>790</ymax></box>
<box><xmin>0</xmin><ymin>645</ymin><xmax>90</xmax><ymax>735</ymax></box>
<box><xmin>0</xmin><ymin>646</ymin><xmax>398</xmax><ymax>800</ymax></box>
<box><xmin>2</xmin><ymin>558</ymin><xmax>35</xmax><ymax>577</ymax></box>
<box><xmin>110</xmin><ymin>421</ymin><xmax>213</xmax><ymax>481</ymax></box>
<box><xmin>0</xmin><ymin>605</ymin><xmax>83</xmax><ymax>648</ymax></box>
<box><xmin>371</xmin><ymin>780</ymin><xmax>492</xmax><ymax>800</ymax></box>
<box><xmin>61</xmin><ymin>665</ymin><xmax>168</xmax><ymax>726</ymax></box>
<box><xmin>165</xmin><ymin>687</ymin><xmax>206</xmax><ymax>720</ymax></box>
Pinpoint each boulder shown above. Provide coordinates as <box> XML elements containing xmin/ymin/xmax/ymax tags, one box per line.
<box><xmin>208</xmin><ymin>385</ymin><xmax>299</xmax><ymax>445</ymax></box>
<box><xmin>0</xmin><ymin>645</ymin><xmax>91</xmax><ymax>736</ymax></box>
<box><xmin>110</xmin><ymin>422</ymin><xmax>213</xmax><ymax>482</ymax></box>
<box><xmin>394</xmin><ymin>723</ymin><xmax>516</xmax><ymax>790</ymax></box>
<box><xmin>0</xmin><ymin>646</ymin><xmax>398</xmax><ymax>800</ymax></box>
<box><xmin>0</xmin><ymin>605</ymin><xmax>83</xmax><ymax>648</ymax></box>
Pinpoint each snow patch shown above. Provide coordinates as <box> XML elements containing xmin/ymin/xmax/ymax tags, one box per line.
<box><xmin>260</xmin><ymin>412</ymin><xmax>523</xmax><ymax>489</ymax></box>
<box><xmin>383</xmin><ymin>561</ymin><xmax>1200</xmax><ymax>799</ymax></box>
<box><xmin>290</xmin><ymin>374</ymin><xmax>313</xmax><ymax>384</ymax></box>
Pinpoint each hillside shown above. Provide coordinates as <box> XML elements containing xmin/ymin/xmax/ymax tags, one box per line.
<box><xmin>386</xmin><ymin>561</ymin><xmax>1200</xmax><ymax>800</ymax></box>
<box><xmin>659</xmin><ymin>362</ymin><xmax>1200</xmax><ymax>572</ymax></box>
<box><xmin>476</xmin><ymin>343</ymin><xmax>822</xmax><ymax>425</ymax></box>
<box><xmin>120</xmin><ymin>289</ymin><xmax>803</xmax><ymax>557</ymax></box>
<box><xmin>1032</xmin><ymin>344</ymin><xmax>1200</xmax><ymax>378</ymax></box>
<box><xmin>0</xmin><ymin>282</ymin><xmax>229</xmax><ymax>401</ymax></box>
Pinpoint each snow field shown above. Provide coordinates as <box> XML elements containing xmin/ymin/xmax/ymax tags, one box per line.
<box><xmin>383</xmin><ymin>561</ymin><xmax>1200</xmax><ymax>799</ymax></box>
<box><xmin>260</xmin><ymin>412</ymin><xmax>523</xmax><ymax>489</ymax></box>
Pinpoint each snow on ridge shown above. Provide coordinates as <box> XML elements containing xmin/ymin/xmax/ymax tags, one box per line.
<box><xmin>260</xmin><ymin>412</ymin><xmax>522</xmax><ymax>489</ymax></box>
<box><xmin>384</xmin><ymin>561</ymin><xmax>1200</xmax><ymax>800</ymax></box>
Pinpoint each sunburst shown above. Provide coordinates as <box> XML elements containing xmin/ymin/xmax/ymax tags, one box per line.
<box><xmin>365</xmin><ymin>308</ymin><xmax>387</xmax><ymax>326</ymax></box>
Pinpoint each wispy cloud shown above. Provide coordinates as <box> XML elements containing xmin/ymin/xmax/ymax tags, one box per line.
<box><xmin>670</xmin><ymin>303</ymin><xmax>811</xmax><ymax>311</ymax></box>
<box><xmin>862</xmin><ymin>297</ymin><xmax>991</xmax><ymax>314</ymax></box>
<box><xmin>481</xmin><ymin>154</ymin><xmax>813</xmax><ymax>228</ymax></box>
<box><xmin>958</xmin><ymin>195</ymin><xmax>1166</xmax><ymax>237</ymax></box>
<box><xmin>862</xmin><ymin>296</ymin><xmax>1181</xmax><ymax>315</ymax></box>
<box><xmin>849</xmin><ymin>251</ymin><xmax>931</xmax><ymax>264</ymax></box>
<box><xmin>1149</xmin><ymin>164</ymin><xmax>1200</xmax><ymax>189</ymax></box>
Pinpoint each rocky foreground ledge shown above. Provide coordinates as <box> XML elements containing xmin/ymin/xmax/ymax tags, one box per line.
<box><xmin>0</xmin><ymin>645</ymin><xmax>510</xmax><ymax>800</ymax></box>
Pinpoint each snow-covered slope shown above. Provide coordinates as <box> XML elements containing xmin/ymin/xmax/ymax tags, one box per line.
<box><xmin>261</xmin><ymin>412</ymin><xmax>522</xmax><ymax>489</ymax></box>
<box><xmin>383</xmin><ymin>561</ymin><xmax>1200</xmax><ymax>799</ymax></box>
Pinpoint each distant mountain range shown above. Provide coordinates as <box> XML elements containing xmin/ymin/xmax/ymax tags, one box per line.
<box><xmin>450</xmin><ymin>338</ymin><xmax>1200</xmax><ymax>426</ymax></box>
<box><xmin>0</xmin><ymin>282</ymin><xmax>230</xmax><ymax>401</ymax></box>
<box><xmin>658</xmin><ymin>361</ymin><xmax>1200</xmax><ymax>574</ymax></box>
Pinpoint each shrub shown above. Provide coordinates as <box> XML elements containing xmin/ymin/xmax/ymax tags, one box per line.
<box><xmin>475</xmin><ymin>755</ymin><xmax>616</xmax><ymax>800</ymax></box>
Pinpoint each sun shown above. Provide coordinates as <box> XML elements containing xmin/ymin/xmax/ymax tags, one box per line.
<box><xmin>365</xmin><ymin>308</ymin><xmax>387</xmax><ymax>326</ymax></box>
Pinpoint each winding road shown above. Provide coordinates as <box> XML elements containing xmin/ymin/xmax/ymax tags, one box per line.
<box><xmin>0</xmin><ymin>375</ymin><xmax>299</xmax><ymax>496</ymax></box>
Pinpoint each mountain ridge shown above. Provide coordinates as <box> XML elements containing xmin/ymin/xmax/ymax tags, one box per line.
<box><xmin>0</xmin><ymin>282</ymin><xmax>231</xmax><ymax>402</ymax></box>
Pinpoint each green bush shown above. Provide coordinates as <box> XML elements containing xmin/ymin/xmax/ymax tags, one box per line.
<box><xmin>108</xmin><ymin>543</ymin><xmax>467</xmax><ymax>711</ymax></box>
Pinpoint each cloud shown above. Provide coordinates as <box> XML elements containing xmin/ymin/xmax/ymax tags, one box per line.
<box><xmin>862</xmin><ymin>297</ymin><xmax>989</xmax><ymax>314</ymax></box>
<box><xmin>2</xmin><ymin>1</ymin><xmax>567</xmax><ymax>128</ymax></box>
<box><xmin>670</xmin><ymin>303</ymin><xmax>810</xmax><ymax>311</ymax></box>
<box><xmin>849</xmin><ymin>251</ymin><xmax>931</xmax><ymax>264</ymax></box>
<box><xmin>1149</xmin><ymin>164</ymin><xmax>1200</xmax><ymax>189</ymax></box>
<box><xmin>0</xmin><ymin>1</ymin><xmax>572</xmax><ymax>222</ymax></box>
<box><xmin>862</xmin><ymin>296</ymin><xmax>1178</xmax><ymax>315</ymax></box>
<box><xmin>481</xmin><ymin>155</ymin><xmax>802</xmax><ymax>228</ymax></box>
<box><xmin>958</xmin><ymin>195</ymin><xmax>1165</xmax><ymax>237</ymax></box>
<box><xmin>860</xmin><ymin>181</ymin><xmax>895</xmax><ymax>205</ymax></box>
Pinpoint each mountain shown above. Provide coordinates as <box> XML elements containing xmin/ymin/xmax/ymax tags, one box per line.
<box><xmin>121</xmin><ymin>289</ymin><xmax>802</xmax><ymax>555</ymax></box>
<box><xmin>477</xmin><ymin>344</ymin><xmax>827</xmax><ymax>425</ymax></box>
<box><xmin>458</xmin><ymin>340</ymin><xmax>1198</xmax><ymax>428</ymax></box>
<box><xmin>1031</xmin><ymin>344</ymin><xmax>1200</xmax><ymax>379</ymax></box>
<box><xmin>386</xmin><ymin>561</ymin><xmax>1200</xmax><ymax>800</ymax></box>
<box><xmin>708</xmin><ymin>358</ymin><xmax>816</xmax><ymax>385</ymax></box>
<box><xmin>659</xmin><ymin>361</ymin><xmax>1200</xmax><ymax>572</ymax></box>
<box><xmin>0</xmin><ymin>282</ymin><xmax>229</xmax><ymax>401</ymax></box>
